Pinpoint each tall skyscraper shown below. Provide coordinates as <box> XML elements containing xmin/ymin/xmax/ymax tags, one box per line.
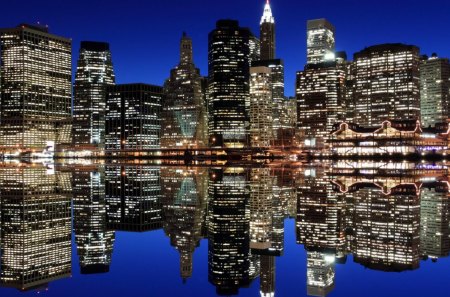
<box><xmin>105</xmin><ymin>84</ymin><xmax>162</xmax><ymax>153</ymax></box>
<box><xmin>72</xmin><ymin>168</ymin><xmax>115</xmax><ymax>274</ymax></box>
<box><xmin>0</xmin><ymin>166</ymin><xmax>72</xmax><ymax>291</ymax></box>
<box><xmin>260</xmin><ymin>0</ymin><xmax>275</xmax><ymax>60</ymax></box>
<box><xmin>354</xmin><ymin>44</ymin><xmax>421</xmax><ymax>126</ymax></box>
<box><xmin>250</xmin><ymin>66</ymin><xmax>273</xmax><ymax>147</ymax></box>
<box><xmin>306</xmin><ymin>250</ymin><xmax>336</xmax><ymax>297</ymax></box>
<box><xmin>161</xmin><ymin>33</ymin><xmax>208</xmax><ymax>148</ymax></box>
<box><xmin>208</xmin><ymin>20</ymin><xmax>251</xmax><ymax>148</ymax></box>
<box><xmin>307</xmin><ymin>19</ymin><xmax>335</xmax><ymax>65</ymax></box>
<box><xmin>0</xmin><ymin>24</ymin><xmax>72</xmax><ymax>152</ymax></box>
<box><xmin>73</xmin><ymin>41</ymin><xmax>115</xmax><ymax>148</ymax></box>
<box><xmin>420</xmin><ymin>54</ymin><xmax>450</xmax><ymax>127</ymax></box>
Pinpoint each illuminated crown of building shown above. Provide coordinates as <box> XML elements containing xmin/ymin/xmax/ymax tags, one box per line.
<box><xmin>260</xmin><ymin>0</ymin><xmax>275</xmax><ymax>25</ymax></box>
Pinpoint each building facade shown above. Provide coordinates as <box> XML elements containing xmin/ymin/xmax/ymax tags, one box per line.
<box><xmin>307</xmin><ymin>19</ymin><xmax>335</xmax><ymax>65</ymax></box>
<box><xmin>0</xmin><ymin>24</ymin><xmax>72</xmax><ymax>153</ymax></box>
<box><xmin>73</xmin><ymin>41</ymin><xmax>115</xmax><ymax>149</ymax></box>
<box><xmin>250</xmin><ymin>66</ymin><xmax>273</xmax><ymax>147</ymax></box>
<box><xmin>208</xmin><ymin>20</ymin><xmax>251</xmax><ymax>148</ymax></box>
<box><xmin>105</xmin><ymin>83</ymin><xmax>162</xmax><ymax>154</ymax></box>
<box><xmin>260</xmin><ymin>0</ymin><xmax>275</xmax><ymax>60</ymax></box>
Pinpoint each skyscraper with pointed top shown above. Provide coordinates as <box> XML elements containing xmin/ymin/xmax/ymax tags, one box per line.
<box><xmin>260</xmin><ymin>0</ymin><xmax>275</xmax><ymax>60</ymax></box>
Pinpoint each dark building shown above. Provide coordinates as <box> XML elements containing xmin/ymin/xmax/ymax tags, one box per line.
<box><xmin>260</xmin><ymin>0</ymin><xmax>275</xmax><ymax>60</ymax></box>
<box><xmin>161</xmin><ymin>33</ymin><xmax>208</xmax><ymax>149</ymax></box>
<box><xmin>0</xmin><ymin>24</ymin><xmax>72</xmax><ymax>153</ymax></box>
<box><xmin>105</xmin><ymin>166</ymin><xmax>162</xmax><ymax>232</ymax></box>
<box><xmin>208</xmin><ymin>20</ymin><xmax>252</xmax><ymax>148</ymax></box>
<box><xmin>72</xmin><ymin>167</ymin><xmax>115</xmax><ymax>274</ymax></box>
<box><xmin>105</xmin><ymin>83</ymin><xmax>162</xmax><ymax>154</ymax></box>
<box><xmin>73</xmin><ymin>41</ymin><xmax>115</xmax><ymax>148</ymax></box>
<box><xmin>354</xmin><ymin>44</ymin><xmax>421</xmax><ymax>126</ymax></box>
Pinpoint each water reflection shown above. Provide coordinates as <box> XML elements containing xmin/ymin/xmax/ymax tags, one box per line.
<box><xmin>0</xmin><ymin>161</ymin><xmax>449</xmax><ymax>296</ymax></box>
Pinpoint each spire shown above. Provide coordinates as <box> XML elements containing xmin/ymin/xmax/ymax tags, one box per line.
<box><xmin>260</xmin><ymin>0</ymin><xmax>275</xmax><ymax>25</ymax></box>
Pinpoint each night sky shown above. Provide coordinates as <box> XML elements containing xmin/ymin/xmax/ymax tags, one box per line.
<box><xmin>2</xmin><ymin>0</ymin><xmax>449</xmax><ymax>96</ymax></box>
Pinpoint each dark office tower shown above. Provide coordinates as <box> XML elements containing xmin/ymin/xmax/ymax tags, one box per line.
<box><xmin>105</xmin><ymin>166</ymin><xmax>162</xmax><ymax>232</ymax></box>
<box><xmin>105</xmin><ymin>84</ymin><xmax>162</xmax><ymax>154</ymax></box>
<box><xmin>260</xmin><ymin>255</ymin><xmax>275</xmax><ymax>297</ymax></box>
<box><xmin>252</xmin><ymin>59</ymin><xmax>286</xmax><ymax>145</ymax></box>
<box><xmin>307</xmin><ymin>19</ymin><xmax>335</xmax><ymax>65</ymax></box>
<box><xmin>73</xmin><ymin>41</ymin><xmax>115</xmax><ymax>148</ymax></box>
<box><xmin>419</xmin><ymin>184</ymin><xmax>450</xmax><ymax>259</ymax></box>
<box><xmin>208</xmin><ymin>168</ymin><xmax>251</xmax><ymax>295</ymax></box>
<box><xmin>249</xmin><ymin>168</ymin><xmax>274</xmax><ymax>252</ymax></box>
<box><xmin>296</xmin><ymin>167</ymin><xmax>345</xmax><ymax>251</ymax></box>
<box><xmin>72</xmin><ymin>168</ymin><xmax>115</xmax><ymax>274</ymax></box>
<box><xmin>353</xmin><ymin>185</ymin><xmax>420</xmax><ymax>271</ymax></box>
<box><xmin>161</xmin><ymin>33</ymin><xmax>207</xmax><ymax>148</ymax></box>
<box><xmin>0</xmin><ymin>24</ymin><xmax>72</xmax><ymax>152</ymax></box>
<box><xmin>296</xmin><ymin>62</ymin><xmax>346</xmax><ymax>149</ymax></box>
<box><xmin>260</xmin><ymin>0</ymin><xmax>275</xmax><ymax>60</ymax></box>
<box><xmin>354</xmin><ymin>44</ymin><xmax>420</xmax><ymax>126</ymax></box>
<box><xmin>208</xmin><ymin>20</ymin><xmax>251</xmax><ymax>148</ymax></box>
<box><xmin>161</xmin><ymin>167</ymin><xmax>207</xmax><ymax>281</ymax></box>
<box><xmin>0</xmin><ymin>166</ymin><xmax>71</xmax><ymax>291</ymax></box>
<box><xmin>420</xmin><ymin>54</ymin><xmax>450</xmax><ymax>127</ymax></box>
<box><xmin>249</xmin><ymin>35</ymin><xmax>261</xmax><ymax>64</ymax></box>
<box><xmin>306</xmin><ymin>250</ymin><xmax>335</xmax><ymax>297</ymax></box>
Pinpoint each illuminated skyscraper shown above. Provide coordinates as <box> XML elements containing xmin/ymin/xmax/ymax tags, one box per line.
<box><xmin>72</xmin><ymin>168</ymin><xmax>115</xmax><ymax>274</ymax></box>
<box><xmin>208</xmin><ymin>168</ymin><xmax>251</xmax><ymax>295</ymax></box>
<box><xmin>306</xmin><ymin>250</ymin><xmax>336</xmax><ymax>297</ymax></box>
<box><xmin>0</xmin><ymin>24</ymin><xmax>72</xmax><ymax>152</ymax></box>
<box><xmin>208</xmin><ymin>20</ymin><xmax>251</xmax><ymax>148</ymax></box>
<box><xmin>296</xmin><ymin>63</ymin><xmax>346</xmax><ymax>149</ymax></box>
<box><xmin>354</xmin><ymin>44</ymin><xmax>421</xmax><ymax>126</ymax></box>
<box><xmin>105</xmin><ymin>84</ymin><xmax>162</xmax><ymax>153</ymax></box>
<box><xmin>105</xmin><ymin>166</ymin><xmax>162</xmax><ymax>232</ymax></box>
<box><xmin>260</xmin><ymin>0</ymin><xmax>275</xmax><ymax>60</ymax></box>
<box><xmin>250</xmin><ymin>66</ymin><xmax>273</xmax><ymax>147</ymax></box>
<box><xmin>161</xmin><ymin>33</ymin><xmax>207</xmax><ymax>148</ymax></box>
<box><xmin>73</xmin><ymin>41</ymin><xmax>115</xmax><ymax>148</ymax></box>
<box><xmin>307</xmin><ymin>19</ymin><xmax>335</xmax><ymax>65</ymax></box>
<box><xmin>420</xmin><ymin>54</ymin><xmax>450</xmax><ymax>127</ymax></box>
<box><xmin>0</xmin><ymin>166</ymin><xmax>72</xmax><ymax>291</ymax></box>
<box><xmin>161</xmin><ymin>167</ymin><xmax>207</xmax><ymax>281</ymax></box>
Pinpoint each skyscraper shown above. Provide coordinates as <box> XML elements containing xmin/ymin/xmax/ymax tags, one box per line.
<box><xmin>354</xmin><ymin>44</ymin><xmax>421</xmax><ymax>126</ymax></box>
<box><xmin>307</xmin><ymin>19</ymin><xmax>335</xmax><ymax>65</ymax></box>
<box><xmin>306</xmin><ymin>250</ymin><xmax>336</xmax><ymax>297</ymax></box>
<box><xmin>105</xmin><ymin>83</ymin><xmax>162</xmax><ymax>154</ymax></box>
<box><xmin>208</xmin><ymin>20</ymin><xmax>251</xmax><ymax>148</ymax></box>
<box><xmin>73</xmin><ymin>41</ymin><xmax>115</xmax><ymax>148</ymax></box>
<box><xmin>161</xmin><ymin>33</ymin><xmax>207</xmax><ymax>148</ymax></box>
<box><xmin>260</xmin><ymin>0</ymin><xmax>275</xmax><ymax>60</ymax></box>
<box><xmin>420</xmin><ymin>54</ymin><xmax>450</xmax><ymax>127</ymax></box>
<box><xmin>0</xmin><ymin>24</ymin><xmax>72</xmax><ymax>153</ymax></box>
<box><xmin>250</xmin><ymin>66</ymin><xmax>273</xmax><ymax>147</ymax></box>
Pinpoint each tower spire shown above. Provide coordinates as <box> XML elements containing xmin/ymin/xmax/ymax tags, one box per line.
<box><xmin>261</xmin><ymin>0</ymin><xmax>275</xmax><ymax>25</ymax></box>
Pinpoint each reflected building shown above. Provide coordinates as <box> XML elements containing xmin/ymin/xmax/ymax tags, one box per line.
<box><xmin>306</xmin><ymin>250</ymin><xmax>335</xmax><ymax>297</ymax></box>
<box><xmin>0</xmin><ymin>166</ymin><xmax>72</xmax><ymax>291</ymax></box>
<box><xmin>161</xmin><ymin>167</ymin><xmax>208</xmax><ymax>281</ymax></box>
<box><xmin>0</xmin><ymin>24</ymin><xmax>72</xmax><ymax>152</ymax></box>
<box><xmin>208</xmin><ymin>168</ymin><xmax>251</xmax><ymax>295</ymax></box>
<box><xmin>208</xmin><ymin>20</ymin><xmax>252</xmax><ymax>148</ymax></box>
<box><xmin>73</xmin><ymin>41</ymin><xmax>115</xmax><ymax>148</ymax></box>
<box><xmin>420</xmin><ymin>184</ymin><xmax>450</xmax><ymax>260</ymax></box>
<box><xmin>72</xmin><ymin>167</ymin><xmax>115</xmax><ymax>274</ymax></box>
<box><xmin>105</xmin><ymin>166</ymin><xmax>162</xmax><ymax>232</ymax></box>
<box><xmin>161</xmin><ymin>33</ymin><xmax>207</xmax><ymax>148</ymax></box>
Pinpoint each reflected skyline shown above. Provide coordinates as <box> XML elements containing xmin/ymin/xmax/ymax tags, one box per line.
<box><xmin>0</xmin><ymin>161</ymin><xmax>449</xmax><ymax>295</ymax></box>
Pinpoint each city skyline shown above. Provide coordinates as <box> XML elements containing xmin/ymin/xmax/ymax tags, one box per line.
<box><xmin>1</xmin><ymin>0</ymin><xmax>449</xmax><ymax>97</ymax></box>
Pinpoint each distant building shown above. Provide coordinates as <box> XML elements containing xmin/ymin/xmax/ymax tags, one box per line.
<box><xmin>0</xmin><ymin>24</ymin><xmax>72</xmax><ymax>153</ymax></box>
<box><xmin>105</xmin><ymin>83</ymin><xmax>162</xmax><ymax>154</ymax></box>
<box><xmin>161</xmin><ymin>33</ymin><xmax>207</xmax><ymax>148</ymax></box>
<box><xmin>250</xmin><ymin>66</ymin><xmax>273</xmax><ymax>147</ymax></box>
<box><xmin>420</xmin><ymin>54</ymin><xmax>450</xmax><ymax>127</ymax></box>
<box><xmin>208</xmin><ymin>20</ymin><xmax>251</xmax><ymax>148</ymax></box>
<box><xmin>354</xmin><ymin>44</ymin><xmax>421</xmax><ymax>126</ymax></box>
<box><xmin>306</xmin><ymin>250</ymin><xmax>335</xmax><ymax>297</ymax></box>
<box><xmin>73</xmin><ymin>41</ymin><xmax>115</xmax><ymax>148</ymax></box>
<box><xmin>307</xmin><ymin>19</ymin><xmax>335</xmax><ymax>65</ymax></box>
<box><xmin>260</xmin><ymin>0</ymin><xmax>275</xmax><ymax>60</ymax></box>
